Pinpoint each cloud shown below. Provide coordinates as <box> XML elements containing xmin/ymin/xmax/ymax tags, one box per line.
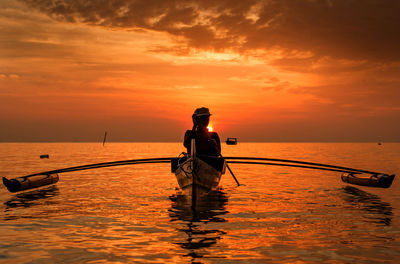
<box><xmin>2</xmin><ymin>0</ymin><xmax>400</xmax><ymax>142</ymax></box>
<box><xmin>0</xmin><ymin>73</ymin><xmax>20</xmax><ymax>80</ymax></box>
<box><xmin>18</xmin><ymin>0</ymin><xmax>400</xmax><ymax>61</ymax></box>
<box><xmin>290</xmin><ymin>80</ymin><xmax>400</xmax><ymax>117</ymax></box>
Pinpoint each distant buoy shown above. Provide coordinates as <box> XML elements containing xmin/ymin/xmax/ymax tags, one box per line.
<box><xmin>40</xmin><ymin>154</ymin><xmax>49</xmax><ymax>159</ymax></box>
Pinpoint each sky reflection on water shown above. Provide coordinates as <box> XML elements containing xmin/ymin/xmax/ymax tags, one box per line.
<box><xmin>0</xmin><ymin>143</ymin><xmax>400</xmax><ymax>263</ymax></box>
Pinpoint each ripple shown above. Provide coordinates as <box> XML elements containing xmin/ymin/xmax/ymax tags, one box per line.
<box><xmin>1</xmin><ymin>142</ymin><xmax>400</xmax><ymax>263</ymax></box>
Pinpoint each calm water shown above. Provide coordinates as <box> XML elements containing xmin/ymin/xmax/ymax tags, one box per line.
<box><xmin>1</xmin><ymin>143</ymin><xmax>400</xmax><ymax>263</ymax></box>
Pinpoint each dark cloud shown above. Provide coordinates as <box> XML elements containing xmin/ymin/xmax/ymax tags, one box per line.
<box><xmin>19</xmin><ymin>0</ymin><xmax>400</xmax><ymax>61</ymax></box>
<box><xmin>247</xmin><ymin>0</ymin><xmax>400</xmax><ymax>61</ymax></box>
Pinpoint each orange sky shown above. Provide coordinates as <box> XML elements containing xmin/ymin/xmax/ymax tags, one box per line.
<box><xmin>1</xmin><ymin>0</ymin><xmax>400</xmax><ymax>142</ymax></box>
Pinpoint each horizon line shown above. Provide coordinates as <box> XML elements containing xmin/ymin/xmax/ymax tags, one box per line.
<box><xmin>0</xmin><ymin>141</ymin><xmax>398</xmax><ymax>143</ymax></box>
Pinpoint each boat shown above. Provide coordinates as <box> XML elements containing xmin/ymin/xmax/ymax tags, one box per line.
<box><xmin>2</xmin><ymin>141</ymin><xmax>396</xmax><ymax>195</ymax></box>
<box><xmin>171</xmin><ymin>155</ymin><xmax>226</xmax><ymax>195</ymax></box>
<box><xmin>171</xmin><ymin>137</ymin><xmax>226</xmax><ymax>206</ymax></box>
<box><xmin>226</xmin><ymin>138</ymin><xmax>237</xmax><ymax>145</ymax></box>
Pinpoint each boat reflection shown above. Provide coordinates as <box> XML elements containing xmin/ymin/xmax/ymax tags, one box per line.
<box><xmin>4</xmin><ymin>185</ymin><xmax>59</xmax><ymax>210</ymax></box>
<box><xmin>169</xmin><ymin>188</ymin><xmax>228</xmax><ymax>263</ymax></box>
<box><xmin>341</xmin><ymin>186</ymin><xmax>393</xmax><ymax>226</ymax></box>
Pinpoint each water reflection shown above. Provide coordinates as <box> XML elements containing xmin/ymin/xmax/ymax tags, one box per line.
<box><xmin>341</xmin><ymin>186</ymin><xmax>393</xmax><ymax>226</ymax></box>
<box><xmin>4</xmin><ymin>185</ymin><xmax>59</xmax><ymax>210</ymax></box>
<box><xmin>169</xmin><ymin>189</ymin><xmax>228</xmax><ymax>263</ymax></box>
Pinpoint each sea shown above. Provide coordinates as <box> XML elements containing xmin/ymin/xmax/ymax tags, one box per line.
<box><xmin>0</xmin><ymin>142</ymin><xmax>399</xmax><ymax>263</ymax></box>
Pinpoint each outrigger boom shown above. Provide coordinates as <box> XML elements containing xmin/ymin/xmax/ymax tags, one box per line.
<box><xmin>2</xmin><ymin>156</ymin><xmax>395</xmax><ymax>193</ymax></box>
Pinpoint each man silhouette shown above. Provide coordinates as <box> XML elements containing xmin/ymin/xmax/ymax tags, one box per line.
<box><xmin>184</xmin><ymin>107</ymin><xmax>221</xmax><ymax>157</ymax></box>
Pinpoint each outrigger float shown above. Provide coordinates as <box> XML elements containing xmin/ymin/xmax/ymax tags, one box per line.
<box><xmin>2</xmin><ymin>139</ymin><xmax>396</xmax><ymax>208</ymax></box>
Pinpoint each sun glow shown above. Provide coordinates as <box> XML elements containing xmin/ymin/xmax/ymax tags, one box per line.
<box><xmin>207</xmin><ymin>125</ymin><xmax>213</xmax><ymax>132</ymax></box>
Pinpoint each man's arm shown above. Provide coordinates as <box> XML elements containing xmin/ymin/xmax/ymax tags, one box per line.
<box><xmin>183</xmin><ymin>130</ymin><xmax>192</xmax><ymax>150</ymax></box>
<box><xmin>211</xmin><ymin>132</ymin><xmax>221</xmax><ymax>154</ymax></box>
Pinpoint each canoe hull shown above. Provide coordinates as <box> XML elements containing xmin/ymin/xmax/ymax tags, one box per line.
<box><xmin>174</xmin><ymin>157</ymin><xmax>225</xmax><ymax>196</ymax></box>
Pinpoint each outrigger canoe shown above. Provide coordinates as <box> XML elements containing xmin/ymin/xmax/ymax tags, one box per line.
<box><xmin>2</xmin><ymin>142</ymin><xmax>396</xmax><ymax>206</ymax></box>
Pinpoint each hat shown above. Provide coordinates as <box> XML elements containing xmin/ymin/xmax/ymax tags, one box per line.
<box><xmin>194</xmin><ymin>107</ymin><xmax>211</xmax><ymax>117</ymax></box>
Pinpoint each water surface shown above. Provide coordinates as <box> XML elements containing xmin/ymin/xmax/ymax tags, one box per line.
<box><xmin>1</xmin><ymin>143</ymin><xmax>400</xmax><ymax>263</ymax></box>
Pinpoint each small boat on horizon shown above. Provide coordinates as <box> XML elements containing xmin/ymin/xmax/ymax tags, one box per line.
<box><xmin>226</xmin><ymin>138</ymin><xmax>237</xmax><ymax>145</ymax></box>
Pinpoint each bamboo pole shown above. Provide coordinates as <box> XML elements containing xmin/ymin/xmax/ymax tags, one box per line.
<box><xmin>223</xmin><ymin>157</ymin><xmax>381</xmax><ymax>175</ymax></box>
<box><xmin>226</xmin><ymin>161</ymin><xmax>362</xmax><ymax>174</ymax></box>
<box><xmin>21</xmin><ymin>158</ymin><xmax>174</xmax><ymax>178</ymax></box>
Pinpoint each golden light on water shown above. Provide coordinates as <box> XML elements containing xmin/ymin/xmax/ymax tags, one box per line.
<box><xmin>1</xmin><ymin>142</ymin><xmax>398</xmax><ymax>263</ymax></box>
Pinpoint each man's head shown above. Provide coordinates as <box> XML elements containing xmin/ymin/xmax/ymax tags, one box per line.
<box><xmin>193</xmin><ymin>107</ymin><xmax>211</xmax><ymax>128</ymax></box>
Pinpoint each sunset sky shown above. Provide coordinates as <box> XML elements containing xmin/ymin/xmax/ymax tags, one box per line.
<box><xmin>1</xmin><ymin>0</ymin><xmax>399</xmax><ymax>142</ymax></box>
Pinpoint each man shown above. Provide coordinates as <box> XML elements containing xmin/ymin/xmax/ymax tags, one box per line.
<box><xmin>184</xmin><ymin>107</ymin><xmax>221</xmax><ymax>157</ymax></box>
